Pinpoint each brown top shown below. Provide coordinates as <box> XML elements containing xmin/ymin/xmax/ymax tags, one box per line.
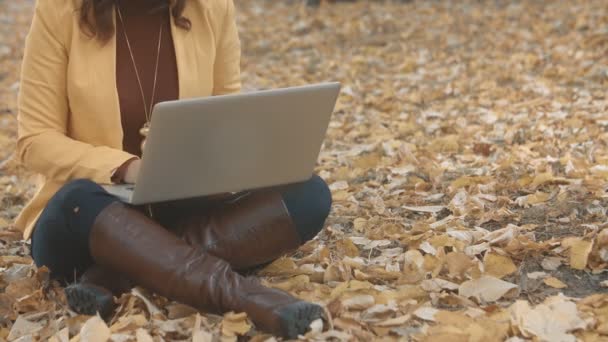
<box><xmin>112</xmin><ymin>0</ymin><xmax>179</xmax><ymax>182</ymax></box>
<box><xmin>116</xmin><ymin>0</ymin><xmax>179</xmax><ymax>157</ymax></box>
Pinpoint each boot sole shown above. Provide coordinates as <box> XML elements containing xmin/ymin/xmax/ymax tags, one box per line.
<box><xmin>277</xmin><ymin>302</ymin><xmax>324</xmax><ymax>339</ymax></box>
<box><xmin>65</xmin><ymin>284</ymin><xmax>115</xmax><ymax>318</ymax></box>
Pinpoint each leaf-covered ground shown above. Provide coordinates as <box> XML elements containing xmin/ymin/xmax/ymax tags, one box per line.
<box><xmin>1</xmin><ymin>0</ymin><xmax>608</xmax><ymax>341</ymax></box>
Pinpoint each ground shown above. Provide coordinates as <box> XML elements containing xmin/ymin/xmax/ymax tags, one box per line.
<box><xmin>1</xmin><ymin>0</ymin><xmax>608</xmax><ymax>341</ymax></box>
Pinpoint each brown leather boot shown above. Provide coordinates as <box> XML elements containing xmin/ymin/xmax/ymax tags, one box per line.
<box><xmin>174</xmin><ymin>191</ymin><xmax>302</xmax><ymax>271</ymax></box>
<box><xmin>88</xmin><ymin>202</ymin><xmax>323</xmax><ymax>338</ymax></box>
<box><xmin>64</xmin><ymin>265</ymin><xmax>133</xmax><ymax>318</ymax></box>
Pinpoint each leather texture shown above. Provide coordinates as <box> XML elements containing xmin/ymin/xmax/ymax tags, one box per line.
<box><xmin>174</xmin><ymin>190</ymin><xmax>302</xmax><ymax>270</ymax></box>
<box><xmin>87</xmin><ymin>202</ymin><xmax>315</xmax><ymax>337</ymax></box>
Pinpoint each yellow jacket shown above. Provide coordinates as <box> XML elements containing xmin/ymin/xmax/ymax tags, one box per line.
<box><xmin>15</xmin><ymin>0</ymin><xmax>241</xmax><ymax>239</ymax></box>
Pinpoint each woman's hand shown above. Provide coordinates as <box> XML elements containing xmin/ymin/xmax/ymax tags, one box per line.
<box><xmin>123</xmin><ymin>159</ymin><xmax>142</xmax><ymax>184</ymax></box>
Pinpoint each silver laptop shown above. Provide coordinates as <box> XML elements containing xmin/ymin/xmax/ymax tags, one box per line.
<box><xmin>103</xmin><ymin>82</ymin><xmax>341</xmax><ymax>205</ymax></box>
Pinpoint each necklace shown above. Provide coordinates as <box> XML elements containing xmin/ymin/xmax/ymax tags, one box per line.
<box><xmin>116</xmin><ymin>3</ymin><xmax>163</xmax><ymax>152</ymax></box>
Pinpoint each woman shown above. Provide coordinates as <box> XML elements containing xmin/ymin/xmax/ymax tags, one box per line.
<box><xmin>15</xmin><ymin>0</ymin><xmax>332</xmax><ymax>338</ymax></box>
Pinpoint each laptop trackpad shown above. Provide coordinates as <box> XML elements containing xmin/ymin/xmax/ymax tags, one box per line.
<box><xmin>102</xmin><ymin>184</ymin><xmax>134</xmax><ymax>203</ymax></box>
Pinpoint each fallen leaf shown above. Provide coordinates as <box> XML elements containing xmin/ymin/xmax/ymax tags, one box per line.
<box><xmin>353</xmin><ymin>218</ymin><xmax>368</xmax><ymax>232</ymax></box>
<box><xmin>544</xmin><ymin>277</ymin><xmax>568</xmax><ymax>289</ymax></box>
<box><xmin>131</xmin><ymin>287</ymin><xmax>163</xmax><ymax>317</ymax></box>
<box><xmin>221</xmin><ymin>312</ymin><xmax>251</xmax><ymax>337</ymax></box>
<box><xmin>527</xmin><ymin>271</ymin><xmax>548</xmax><ymax>279</ymax></box>
<box><xmin>419</xmin><ymin>241</ymin><xmax>437</xmax><ymax>255</ymax></box>
<box><xmin>421</xmin><ymin>278</ymin><xmax>459</xmax><ymax>292</ymax></box>
<box><xmin>165</xmin><ymin>303</ymin><xmax>197</xmax><ymax>319</ymax></box>
<box><xmin>259</xmin><ymin>257</ymin><xmax>298</xmax><ymax>276</ymax></box>
<box><xmin>7</xmin><ymin>316</ymin><xmax>44</xmax><ymax>341</ymax></box>
<box><xmin>342</xmin><ymin>294</ymin><xmax>375</xmax><ymax>310</ymax></box>
<box><xmin>48</xmin><ymin>328</ymin><xmax>69</xmax><ymax>342</ymax></box>
<box><xmin>541</xmin><ymin>257</ymin><xmax>562</xmax><ymax>271</ymax></box>
<box><xmin>446</xmin><ymin>252</ymin><xmax>474</xmax><ymax>277</ymax></box>
<box><xmin>484</xmin><ymin>253</ymin><xmax>517</xmax><ymax>279</ymax></box>
<box><xmin>562</xmin><ymin>238</ymin><xmax>593</xmax><ymax>270</ymax></box>
<box><xmin>135</xmin><ymin>328</ymin><xmax>154</xmax><ymax>342</ymax></box>
<box><xmin>336</xmin><ymin>238</ymin><xmax>360</xmax><ymax>257</ymax></box>
<box><xmin>375</xmin><ymin>314</ymin><xmax>411</xmax><ymax>327</ymax></box>
<box><xmin>0</xmin><ymin>256</ymin><xmax>32</xmax><ymax>268</ymax></box>
<box><xmin>413</xmin><ymin>306</ymin><xmax>438</xmax><ymax>321</ymax></box>
<box><xmin>459</xmin><ymin>276</ymin><xmax>518</xmax><ymax>302</ymax></box>
<box><xmin>403</xmin><ymin>205</ymin><xmax>446</xmax><ymax>213</ymax></box>
<box><xmin>510</xmin><ymin>296</ymin><xmax>587</xmax><ymax>342</ymax></box>
<box><xmin>79</xmin><ymin>316</ymin><xmax>111</xmax><ymax>342</ymax></box>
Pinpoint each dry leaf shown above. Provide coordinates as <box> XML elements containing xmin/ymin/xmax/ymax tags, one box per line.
<box><xmin>342</xmin><ymin>294</ymin><xmax>375</xmax><ymax>310</ymax></box>
<box><xmin>7</xmin><ymin>316</ymin><xmax>43</xmax><ymax>341</ymax></box>
<box><xmin>336</xmin><ymin>238</ymin><xmax>359</xmax><ymax>257</ymax></box>
<box><xmin>79</xmin><ymin>316</ymin><xmax>111</xmax><ymax>342</ymax></box>
<box><xmin>484</xmin><ymin>253</ymin><xmax>517</xmax><ymax>279</ymax></box>
<box><xmin>353</xmin><ymin>218</ymin><xmax>368</xmax><ymax>232</ymax></box>
<box><xmin>2</xmin><ymin>1</ymin><xmax>608</xmax><ymax>341</ymax></box>
<box><xmin>562</xmin><ymin>238</ymin><xmax>593</xmax><ymax>270</ymax></box>
<box><xmin>131</xmin><ymin>287</ymin><xmax>163</xmax><ymax>317</ymax></box>
<box><xmin>135</xmin><ymin>329</ymin><xmax>154</xmax><ymax>342</ymax></box>
<box><xmin>413</xmin><ymin>307</ymin><xmax>438</xmax><ymax>321</ymax></box>
<box><xmin>510</xmin><ymin>296</ymin><xmax>587</xmax><ymax>342</ymax></box>
<box><xmin>221</xmin><ymin>312</ymin><xmax>251</xmax><ymax>337</ymax></box>
<box><xmin>403</xmin><ymin>205</ymin><xmax>446</xmax><ymax>213</ymax></box>
<box><xmin>544</xmin><ymin>277</ymin><xmax>568</xmax><ymax>289</ymax></box>
<box><xmin>527</xmin><ymin>271</ymin><xmax>549</xmax><ymax>280</ymax></box>
<box><xmin>421</xmin><ymin>278</ymin><xmax>459</xmax><ymax>292</ymax></box>
<box><xmin>446</xmin><ymin>252</ymin><xmax>474</xmax><ymax>277</ymax></box>
<box><xmin>375</xmin><ymin>314</ymin><xmax>411</xmax><ymax>327</ymax></box>
<box><xmin>48</xmin><ymin>328</ymin><xmax>69</xmax><ymax>342</ymax></box>
<box><xmin>459</xmin><ymin>276</ymin><xmax>518</xmax><ymax>302</ymax></box>
<box><xmin>165</xmin><ymin>303</ymin><xmax>197</xmax><ymax>319</ymax></box>
<box><xmin>541</xmin><ymin>257</ymin><xmax>562</xmax><ymax>271</ymax></box>
<box><xmin>259</xmin><ymin>258</ymin><xmax>298</xmax><ymax>276</ymax></box>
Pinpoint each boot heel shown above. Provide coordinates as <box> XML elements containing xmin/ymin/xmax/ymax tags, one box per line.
<box><xmin>65</xmin><ymin>283</ymin><xmax>115</xmax><ymax>318</ymax></box>
<box><xmin>276</xmin><ymin>302</ymin><xmax>324</xmax><ymax>339</ymax></box>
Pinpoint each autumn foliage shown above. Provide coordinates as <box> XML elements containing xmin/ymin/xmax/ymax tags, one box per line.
<box><xmin>1</xmin><ymin>0</ymin><xmax>608</xmax><ymax>340</ymax></box>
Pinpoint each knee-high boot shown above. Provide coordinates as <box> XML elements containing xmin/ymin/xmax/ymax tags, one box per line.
<box><xmin>71</xmin><ymin>202</ymin><xmax>322</xmax><ymax>338</ymax></box>
<box><xmin>175</xmin><ymin>191</ymin><xmax>302</xmax><ymax>271</ymax></box>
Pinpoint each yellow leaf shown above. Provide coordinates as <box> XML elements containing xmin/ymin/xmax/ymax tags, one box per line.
<box><xmin>353</xmin><ymin>152</ymin><xmax>382</xmax><ymax>169</ymax></box>
<box><xmin>450</xmin><ymin>176</ymin><xmax>484</xmax><ymax>190</ymax></box>
<box><xmin>79</xmin><ymin>316</ymin><xmax>110</xmax><ymax>342</ymax></box>
<box><xmin>527</xmin><ymin>191</ymin><xmax>550</xmax><ymax>205</ymax></box>
<box><xmin>259</xmin><ymin>257</ymin><xmax>297</xmax><ymax>276</ymax></box>
<box><xmin>336</xmin><ymin>238</ymin><xmax>359</xmax><ymax>257</ymax></box>
<box><xmin>429</xmin><ymin>135</ymin><xmax>460</xmax><ymax>153</ymax></box>
<box><xmin>530</xmin><ymin>172</ymin><xmax>554</xmax><ymax>188</ymax></box>
<box><xmin>483</xmin><ymin>253</ymin><xmax>517</xmax><ymax>279</ymax></box>
<box><xmin>544</xmin><ymin>277</ymin><xmax>568</xmax><ymax>289</ymax></box>
<box><xmin>434</xmin><ymin>311</ymin><xmax>474</xmax><ymax>326</ymax></box>
<box><xmin>272</xmin><ymin>275</ymin><xmax>310</xmax><ymax>292</ymax></box>
<box><xmin>136</xmin><ymin>329</ymin><xmax>154</xmax><ymax>342</ymax></box>
<box><xmin>375</xmin><ymin>314</ymin><xmax>411</xmax><ymax>327</ymax></box>
<box><xmin>342</xmin><ymin>294</ymin><xmax>375</xmax><ymax>310</ymax></box>
<box><xmin>459</xmin><ymin>276</ymin><xmax>518</xmax><ymax>302</ymax></box>
<box><xmin>221</xmin><ymin>312</ymin><xmax>251</xmax><ymax>337</ymax></box>
<box><xmin>353</xmin><ymin>218</ymin><xmax>368</xmax><ymax>232</ymax></box>
<box><xmin>332</xmin><ymin>190</ymin><xmax>350</xmax><ymax>201</ymax></box>
<box><xmin>446</xmin><ymin>252</ymin><xmax>473</xmax><ymax>278</ymax></box>
<box><xmin>562</xmin><ymin>238</ymin><xmax>593</xmax><ymax>270</ymax></box>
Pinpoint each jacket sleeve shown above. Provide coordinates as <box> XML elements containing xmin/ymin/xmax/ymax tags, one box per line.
<box><xmin>16</xmin><ymin>0</ymin><xmax>137</xmax><ymax>184</ymax></box>
<box><xmin>212</xmin><ymin>0</ymin><xmax>242</xmax><ymax>96</ymax></box>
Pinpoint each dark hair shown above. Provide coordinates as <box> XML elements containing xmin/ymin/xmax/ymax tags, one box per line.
<box><xmin>79</xmin><ymin>0</ymin><xmax>191</xmax><ymax>43</ymax></box>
